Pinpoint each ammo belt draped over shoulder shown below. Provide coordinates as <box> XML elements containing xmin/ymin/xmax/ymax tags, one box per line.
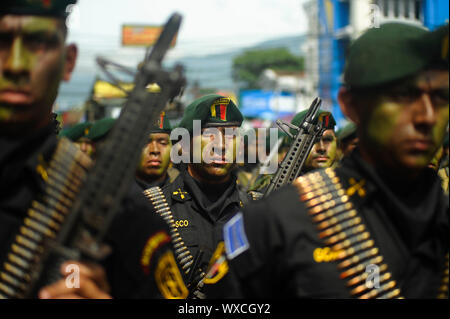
<box><xmin>143</xmin><ymin>187</ymin><xmax>207</xmax><ymax>298</ymax></box>
<box><xmin>142</xmin><ymin>187</ymin><xmax>195</xmax><ymax>276</ymax></box>
<box><xmin>0</xmin><ymin>138</ymin><xmax>92</xmax><ymax>299</ymax></box>
<box><xmin>295</xmin><ymin>168</ymin><xmax>449</xmax><ymax>299</ymax></box>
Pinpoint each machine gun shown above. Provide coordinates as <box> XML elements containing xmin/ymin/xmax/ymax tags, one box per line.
<box><xmin>263</xmin><ymin>97</ymin><xmax>331</xmax><ymax>197</ymax></box>
<box><xmin>0</xmin><ymin>13</ymin><xmax>185</xmax><ymax>298</ymax></box>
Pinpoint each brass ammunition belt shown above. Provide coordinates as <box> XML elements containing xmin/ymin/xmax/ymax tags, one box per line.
<box><xmin>295</xmin><ymin>168</ymin><xmax>402</xmax><ymax>299</ymax></box>
<box><xmin>143</xmin><ymin>187</ymin><xmax>196</xmax><ymax>276</ymax></box>
<box><xmin>0</xmin><ymin>138</ymin><xmax>92</xmax><ymax>299</ymax></box>
<box><xmin>143</xmin><ymin>187</ymin><xmax>206</xmax><ymax>298</ymax></box>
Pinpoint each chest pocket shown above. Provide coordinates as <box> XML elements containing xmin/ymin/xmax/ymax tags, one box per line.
<box><xmin>177</xmin><ymin>225</ymin><xmax>199</xmax><ymax>248</ymax></box>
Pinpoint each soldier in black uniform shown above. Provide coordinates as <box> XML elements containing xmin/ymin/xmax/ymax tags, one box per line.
<box><xmin>136</xmin><ymin>111</ymin><xmax>179</xmax><ymax>189</ymax></box>
<box><xmin>336</xmin><ymin>121</ymin><xmax>358</xmax><ymax>160</ymax></box>
<box><xmin>248</xmin><ymin>110</ymin><xmax>337</xmax><ymax>194</ymax></box>
<box><xmin>0</xmin><ymin>1</ymin><xmax>186</xmax><ymax>299</ymax></box>
<box><xmin>203</xmin><ymin>22</ymin><xmax>449</xmax><ymax>299</ymax></box>
<box><xmin>145</xmin><ymin>94</ymin><xmax>251</xmax><ymax>295</ymax></box>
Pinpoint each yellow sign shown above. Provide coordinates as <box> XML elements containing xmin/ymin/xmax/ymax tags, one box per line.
<box><xmin>93</xmin><ymin>80</ymin><xmax>160</xmax><ymax>100</ymax></box>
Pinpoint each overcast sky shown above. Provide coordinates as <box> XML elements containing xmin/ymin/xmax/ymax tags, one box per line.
<box><xmin>67</xmin><ymin>0</ymin><xmax>309</xmax><ymax>61</ymax></box>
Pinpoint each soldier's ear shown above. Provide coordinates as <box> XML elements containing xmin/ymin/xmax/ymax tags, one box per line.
<box><xmin>63</xmin><ymin>43</ymin><xmax>78</xmax><ymax>82</ymax></box>
<box><xmin>338</xmin><ymin>87</ymin><xmax>360</xmax><ymax>125</ymax></box>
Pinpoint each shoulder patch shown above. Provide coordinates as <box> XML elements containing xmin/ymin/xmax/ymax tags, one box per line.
<box><xmin>172</xmin><ymin>187</ymin><xmax>191</xmax><ymax>202</ymax></box>
<box><xmin>203</xmin><ymin>241</ymin><xmax>229</xmax><ymax>285</ymax></box>
<box><xmin>155</xmin><ymin>251</ymin><xmax>189</xmax><ymax>299</ymax></box>
<box><xmin>223</xmin><ymin>212</ymin><xmax>249</xmax><ymax>260</ymax></box>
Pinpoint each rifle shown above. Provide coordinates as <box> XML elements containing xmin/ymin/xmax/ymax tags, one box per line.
<box><xmin>0</xmin><ymin>13</ymin><xmax>185</xmax><ymax>298</ymax></box>
<box><xmin>263</xmin><ymin>97</ymin><xmax>330</xmax><ymax>197</ymax></box>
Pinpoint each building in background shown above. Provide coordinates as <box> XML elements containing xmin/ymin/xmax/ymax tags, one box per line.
<box><xmin>303</xmin><ymin>0</ymin><xmax>449</xmax><ymax>129</ymax></box>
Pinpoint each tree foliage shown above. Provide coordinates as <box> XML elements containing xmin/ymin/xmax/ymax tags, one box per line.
<box><xmin>232</xmin><ymin>48</ymin><xmax>304</xmax><ymax>89</ymax></box>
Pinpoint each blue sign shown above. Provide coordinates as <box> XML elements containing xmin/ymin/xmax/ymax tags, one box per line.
<box><xmin>239</xmin><ymin>90</ymin><xmax>296</xmax><ymax>120</ymax></box>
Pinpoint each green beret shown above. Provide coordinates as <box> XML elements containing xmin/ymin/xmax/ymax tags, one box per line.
<box><xmin>86</xmin><ymin>118</ymin><xmax>116</xmax><ymax>142</ymax></box>
<box><xmin>0</xmin><ymin>0</ymin><xmax>77</xmax><ymax>17</ymax></box>
<box><xmin>266</xmin><ymin>129</ymin><xmax>290</xmax><ymax>151</ymax></box>
<box><xmin>344</xmin><ymin>23</ymin><xmax>449</xmax><ymax>89</ymax></box>
<box><xmin>290</xmin><ymin>109</ymin><xmax>336</xmax><ymax>136</ymax></box>
<box><xmin>149</xmin><ymin>111</ymin><xmax>172</xmax><ymax>134</ymax></box>
<box><xmin>59</xmin><ymin>122</ymin><xmax>91</xmax><ymax>141</ymax></box>
<box><xmin>337</xmin><ymin>122</ymin><xmax>357</xmax><ymax>142</ymax></box>
<box><xmin>177</xmin><ymin>94</ymin><xmax>243</xmax><ymax>134</ymax></box>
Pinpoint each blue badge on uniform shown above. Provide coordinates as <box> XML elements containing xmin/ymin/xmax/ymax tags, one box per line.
<box><xmin>223</xmin><ymin>212</ymin><xmax>249</xmax><ymax>260</ymax></box>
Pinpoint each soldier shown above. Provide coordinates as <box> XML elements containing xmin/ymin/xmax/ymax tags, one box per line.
<box><xmin>136</xmin><ymin>111</ymin><xmax>179</xmax><ymax>189</ymax></box>
<box><xmin>0</xmin><ymin>1</ymin><xmax>185</xmax><ymax>299</ymax></box>
<box><xmin>293</xmin><ymin>109</ymin><xmax>338</xmax><ymax>174</ymax></box>
<box><xmin>248</xmin><ymin>110</ymin><xmax>337</xmax><ymax>194</ymax></box>
<box><xmin>336</xmin><ymin>121</ymin><xmax>358</xmax><ymax>160</ymax></box>
<box><xmin>203</xmin><ymin>23</ymin><xmax>449</xmax><ymax>298</ymax></box>
<box><xmin>60</xmin><ymin>121</ymin><xmax>93</xmax><ymax>155</ymax></box>
<box><xmin>144</xmin><ymin>94</ymin><xmax>251</xmax><ymax>295</ymax></box>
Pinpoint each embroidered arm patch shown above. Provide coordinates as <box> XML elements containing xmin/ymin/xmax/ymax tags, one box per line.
<box><xmin>223</xmin><ymin>212</ymin><xmax>250</xmax><ymax>260</ymax></box>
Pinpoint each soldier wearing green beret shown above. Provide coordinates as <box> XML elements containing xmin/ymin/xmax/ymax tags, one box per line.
<box><xmin>248</xmin><ymin>110</ymin><xmax>337</xmax><ymax>195</ymax></box>
<box><xmin>0</xmin><ymin>1</ymin><xmax>180</xmax><ymax>300</ymax></box>
<box><xmin>59</xmin><ymin>121</ymin><xmax>95</xmax><ymax>155</ymax></box>
<box><xmin>291</xmin><ymin>109</ymin><xmax>338</xmax><ymax>174</ymax></box>
<box><xmin>145</xmin><ymin>94</ymin><xmax>253</xmax><ymax>296</ymax></box>
<box><xmin>79</xmin><ymin>117</ymin><xmax>116</xmax><ymax>158</ymax></box>
<box><xmin>135</xmin><ymin>111</ymin><xmax>179</xmax><ymax>189</ymax></box>
<box><xmin>336</xmin><ymin>121</ymin><xmax>358</xmax><ymax>160</ymax></box>
<box><xmin>204</xmin><ymin>22</ymin><xmax>449</xmax><ymax>299</ymax></box>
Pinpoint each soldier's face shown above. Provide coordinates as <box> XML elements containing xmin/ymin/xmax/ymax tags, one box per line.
<box><xmin>190</xmin><ymin>126</ymin><xmax>239</xmax><ymax>182</ymax></box>
<box><xmin>75</xmin><ymin>138</ymin><xmax>95</xmax><ymax>158</ymax></box>
<box><xmin>137</xmin><ymin>133</ymin><xmax>172</xmax><ymax>179</ymax></box>
<box><xmin>0</xmin><ymin>15</ymin><xmax>76</xmax><ymax>133</ymax></box>
<box><xmin>305</xmin><ymin>129</ymin><xmax>337</xmax><ymax>169</ymax></box>
<box><xmin>360</xmin><ymin>69</ymin><xmax>449</xmax><ymax>172</ymax></box>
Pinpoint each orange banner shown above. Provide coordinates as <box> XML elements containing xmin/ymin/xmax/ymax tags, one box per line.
<box><xmin>121</xmin><ymin>25</ymin><xmax>177</xmax><ymax>47</ymax></box>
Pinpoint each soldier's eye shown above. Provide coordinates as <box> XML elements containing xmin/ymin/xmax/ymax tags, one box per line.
<box><xmin>23</xmin><ymin>33</ymin><xmax>60</xmax><ymax>51</ymax></box>
<box><xmin>322</xmin><ymin>136</ymin><xmax>335</xmax><ymax>143</ymax></box>
<box><xmin>430</xmin><ymin>89</ymin><xmax>449</xmax><ymax>106</ymax></box>
<box><xmin>0</xmin><ymin>33</ymin><xmax>13</xmax><ymax>49</ymax></box>
<box><xmin>386</xmin><ymin>87</ymin><xmax>422</xmax><ymax>102</ymax></box>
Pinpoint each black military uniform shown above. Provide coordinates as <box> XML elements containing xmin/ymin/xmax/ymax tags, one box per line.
<box><xmin>204</xmin><ymin>151</ymin><xmax>448</xmax><ymax>298</ymax></box>
<box><xmin>203</xmin><ymin>23</ymin><xmax>449</xmax><ymax>299</ymax></box>
<box><xmin>0</xmin><ymin>1</ymin><xmax>184</xmax><ymax>299</ymax></box>
<box><xmin>144</xmin><ymin>94</ymin><xmax>251</xmax><ymax>294</ymax></box>
<box><xmin>0</xmin><ymin>119</ymin><xmax>182</xmax><ymax>298</ymax></box>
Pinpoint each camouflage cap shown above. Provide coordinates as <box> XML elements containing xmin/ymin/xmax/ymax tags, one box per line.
<box><xmin>86</xmin><ymin>117</ymin><xmax>116</xmax><ymax>142</ymax></box>
<box><xmin>177</xmin><ymin>94</ymin><xmax>243</xmax><ymax>134</ymax></box>
<box><xmin>0</xmin><ymin>0</ymin><xmax>78</xmax><ymax>17</ymax></box>
<box><xmin>149</xmin><ymin>111</ymin><xmax>172</xmax><ymax>134</ymax></box>
<box><xmin>59</xmin><ymin>122</ymin><xmax>91</xmax><ymax>141</ymax></box>
<box><xmin>344</xmin><ymin>22</ymin><xmax>449</xmax><ymax>89</ymax></box>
